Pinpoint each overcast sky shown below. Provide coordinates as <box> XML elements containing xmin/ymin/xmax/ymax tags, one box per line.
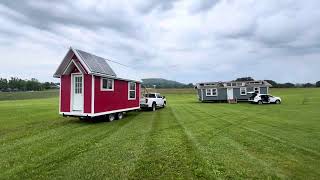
<box><xmin>0</xmin><ymin>0</ymin><xmax>319</xmax><ymax>83</ymax></box>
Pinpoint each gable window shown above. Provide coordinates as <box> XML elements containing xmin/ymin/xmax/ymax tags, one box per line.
<box><xmin>101</xmin><ymin>78</ymin><xmax>114</xmax><ymax>91</ymax></box>
<box><xmin>240</xmin><ymin>87</ymin><xmax>247</xmax><ymax>95</ymax></box>
<box><xmin>128</xmin><ymin>82</ymin><xmax>136</xmax><ymax>100</ymax></box>
<box><xmin>254</xmin><ymin>87</ymin><xmax>260</xmax><ymax>94</ymax></box>
<box><xmin>206</xmin><ymin>88</ymin><xmax>218</xmax><ymax>96</ymax></box>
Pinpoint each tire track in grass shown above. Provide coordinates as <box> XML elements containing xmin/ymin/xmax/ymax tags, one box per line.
<box><xmin>170</xmin><ymin>106</ymin><xmax>227</xmax><ymax>178</ymax></box>
<box><xmin>172</xmin><ymin>105</ymin><xmax>285</xmax><ymax>178</ymax></box>
<box><xmin>129</xmin><ymin>107</ymin><xmax>199</xmax><ymax>179</ymax></box>
<box><xmin>191</xmin><ymin>105</ymin><xmax>320</xmax><ymax>158</ymax></box>
<box><xmin>2</xmin><ymin>113</ymin><xmax>142</xmax><ymax>179</ymax></box>
<box><xmin>44</xmin><ymin>111</ymin><xmax>155</xmax><ymax>179</ymax></box>
<box><xmin>0</xmin><ymin>120</ymin><xmax>95</xmax><ymax>153</ymax></box>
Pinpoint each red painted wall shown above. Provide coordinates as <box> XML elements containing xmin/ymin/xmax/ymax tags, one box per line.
<box><xmin>60</xmin><ymin>75</ymin><xmax>71</xmax><ymax>112</ymax></box>
<box><xmin>94</xmin><ymin>76</ymin><xmax>140</xmax><ymax>113</ymax></box>
<box><xmin>83</xmin><ymin>74</ymin><xmax>92</xmax><ymax>113</ymax></box>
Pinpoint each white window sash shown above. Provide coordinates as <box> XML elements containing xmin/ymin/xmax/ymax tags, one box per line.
<box><xmin>128</xmin><ymin>82</ymin><xmax>136</xmax><ymax>100</ymax></box>
<box><xmin>101</xmin><ymin>78</ymin><xmax>114</xmax><ymax>91</ymax></box>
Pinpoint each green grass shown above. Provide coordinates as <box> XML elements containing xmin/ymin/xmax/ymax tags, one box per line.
<box><xmin>0</xmin><ymin>90</ymin><xmax>59</xmax><ymax>101</ymax></box>
<box><xmin>0</xmin><ymin>88</ymin><xmax>319</xmax><ymax>179</ymax></box>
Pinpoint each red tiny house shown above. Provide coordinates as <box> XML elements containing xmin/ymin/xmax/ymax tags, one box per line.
<box><xmin>54</xmin><ymin>47</ymin><xmax>141</xmax><ymax>119</ymax></box>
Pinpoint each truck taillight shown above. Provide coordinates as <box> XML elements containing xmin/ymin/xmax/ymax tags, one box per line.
<box><xmin>145</xmin><ymin>99</ymin><xmax>148</xmax><ymax>103</ymax></box>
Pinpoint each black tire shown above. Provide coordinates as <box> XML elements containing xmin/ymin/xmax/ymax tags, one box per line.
<box><xmin>108</xmin><ymin>114</ymin><xmax>115</xmax><ymax>122</ymax></box>
<box><xmin>275</xmin><ymin>100</ymin><xmax>281</xmax><ymax>104</ymax></box>
<box><xmin>117</xmin><ymin>112</ymin><xmax>124</xmax><ymax>120</ymax></box>
<box><xmin>258</xmin><ymin>100</ymin><xmax>263</xmax><ymax>105</ymax></box>
<box><xmin>152</xmin><ymin>102</ymin><xmax>156</xmax><ymax>111</ymax></box>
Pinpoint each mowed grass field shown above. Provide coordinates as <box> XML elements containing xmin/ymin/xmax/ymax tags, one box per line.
<box><xmin>0</xmin><ymin>88</ymin><xmax>319</xmax><ymax>179</ymax></box>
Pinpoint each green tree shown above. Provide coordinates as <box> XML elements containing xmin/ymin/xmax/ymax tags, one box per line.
<box><xmin>235</xmin><ymin>77</ymin><xmax>255</xmax><ymax>81</ymax></box>
<box><xmin>316</xmin><ymin>81</ymin><xmax>320</xmax><ymax>87</ymax></box>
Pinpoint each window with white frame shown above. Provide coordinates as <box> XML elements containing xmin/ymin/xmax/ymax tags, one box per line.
<box><xmin>128</xmin><ymin>82</ymin><xmax>136</xmax><ymax>99</ymax></box>
<box><xmin>254</xmin><ymin>87</ymin><xmax>260</xmax><ymax>93</ymax></box>
<box><xmin>206</xmin><ymin>88</ymin><xmax>218</xmax><ymax>96</ymax></box>
<box><xmin>101</xmin><ymin>78</ymin><xmax>114</xmax><ymax>91</ymax></box>
<box><xmin>240</xmin><ymin>87</ymin><xmax>247</xmax><ymax>95</ymax></box>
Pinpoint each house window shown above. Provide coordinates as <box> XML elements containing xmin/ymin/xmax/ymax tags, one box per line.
<box><xmin>240</xmin><ymin>87</ymin><xmax>247</xmax><ymax>95</ymax></box>
<box><xmin>128</xmin><ymin>82</ymin><xmax>136</xmax><ymax>100</ymax></box>
<box><xmin>254</xmin><ymin>87</ymin><xmax>260</xmax><ymax>93</ymax></box>
<box><xmin>101</xmin><ymin>78</ymin><xmax>114</xmax><ymax>91</ymax></box>
<box><xmin>206</xmin><ymin>88</ymin><xmax>218</xmax><ymax>96</ymax></box>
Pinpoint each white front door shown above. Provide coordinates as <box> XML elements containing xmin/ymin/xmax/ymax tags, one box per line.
<box><xmin>72</xmin><ymin>74</ymin><xmax>83</xmax><ymax>111</ymax></box>
<box><xmin>227</xmin><ymin>88</ymin><xmax>233</xmax><ymax>100</ymax></box>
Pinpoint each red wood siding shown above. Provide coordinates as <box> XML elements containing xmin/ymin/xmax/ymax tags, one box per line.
<box><xmin>60</xmin><ymin>75</ymin><xmax>71</xmax><ymax>112</ymax></box>
<box><xmin>94</xmin><ymin>76</ymin><xmax>140</xmax><ymax>113</ymax></box>
<box><xmin>83</xmin><ymin>74</ymin><xmax>92</xmax><ymax>113</ymax></box>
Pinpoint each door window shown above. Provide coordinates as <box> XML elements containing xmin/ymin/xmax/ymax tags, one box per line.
<box><xmin>74</xmin><ymin>76</ymin><xmax>82</xmax><ymax>94</ymax></box>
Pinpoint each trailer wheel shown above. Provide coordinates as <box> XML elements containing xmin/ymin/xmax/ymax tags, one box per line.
<box><xmin>108</xmin><ymin>114</ymin><xmax>115</xmax><ymax>122</ymax></box>
<box><xmin>117</xmin><ymin>112</ymin><xmax>124</xmax><ymax>120</ymax></box>
<box><xmin>258</xmin><ymin>100</ymin><xmax>263</xmax><ymax>105</ymax></box>
<box><xmin>152</xmin><ymin>102</ymin><xmax>156</xmax><ymax>111</ymax></box>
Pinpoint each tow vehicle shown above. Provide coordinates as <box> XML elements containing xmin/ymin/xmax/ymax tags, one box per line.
<box><xmin>140</xmin><ymin>93</ymin><xmax>167</xmax><ymax>111</ymax></box>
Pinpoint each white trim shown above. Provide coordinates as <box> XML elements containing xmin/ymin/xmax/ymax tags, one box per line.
<box><xmin>70</xmin><ymin>73</ymin><xmax>84</xmax><ymax>113</ymax></box>
<box><xmin>91</xmin><ymin>72</ymin><xmax>140</xmax><ymax>83</ymax></box>
<box><xmin>201</xmin><ymin>89</ymin><xmax>204</xmax><ymax>101</ymax></box>
<box><xmin>60</xmin><ymin>106</ymin><xmax>140</xmax><ymax>117</ymax></box>
<box><xmin>206</xmin><ymin>88</ymin><xmax>218</xmax><ymax>96</ymax></box>
<box><xmin>59</xmin><ymin>78</ymin><xmax>61</xmax><ymax>113</ymax></box>
<box><xmin>71</xmin><ymin>47</ymin><xmax>91</xmax><ymax>74</ymax></box>
<box><xmin>62</xmin><ymin>59</ymin><xmax>85</xmax><ymax>75</ymax></box>
<box><xmin>128</xmin><ymin>82</ymin><xmax>136</xmax><ymax>100</ymax></box>
<box><xmin>91</xmin><ymin>75</ymin><xmax>95</xmax><ymax>114</ymax></box>
<box><xmin>100</xmin><ymin>78</ymin><xmax>114</xmax><ymax>91</ymax></box>
<box><xmin>240</xmin><ymin>87</ymin><xmax>247</xmax><ymax>96</ymax></box>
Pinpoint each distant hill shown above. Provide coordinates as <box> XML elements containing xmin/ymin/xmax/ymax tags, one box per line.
<box><xmin>141</xmin><ymin>78</ymin><xmax>193</xmax><ymax>89</ymax></box>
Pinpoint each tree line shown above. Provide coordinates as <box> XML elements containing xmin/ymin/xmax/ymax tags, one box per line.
<box><xmin>235</xmin><ymin>77</ymin><xmax>320</xmax><ymax>88</ymax></box>
<box><xmin>0</xmin><ymin>77</ymin><xmax>59</xmax><ymax>92</ymax></box>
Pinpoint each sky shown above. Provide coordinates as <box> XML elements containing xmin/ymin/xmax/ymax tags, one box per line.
<box><xmin>0</xmin><ymin>0</ymin><xmax>319</xmax><ymax>84</ymax></box>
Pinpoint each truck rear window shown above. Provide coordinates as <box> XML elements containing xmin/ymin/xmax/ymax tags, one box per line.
<box><xmin>145</xmin><ymin>94</ymin><xmax>156</xmax><ymax>98</ymax></box>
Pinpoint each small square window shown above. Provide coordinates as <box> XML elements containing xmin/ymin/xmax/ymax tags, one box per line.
<box><xmin>101</xmin><ymin>78</ymin><xmax>114</xmax><ymax>91</ymax></box>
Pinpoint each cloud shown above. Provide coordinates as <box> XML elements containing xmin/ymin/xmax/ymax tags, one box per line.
<box><xmin>0</xmin><ymin>0</ymin><xmax>319</xmax><ymax>83</ymax></box>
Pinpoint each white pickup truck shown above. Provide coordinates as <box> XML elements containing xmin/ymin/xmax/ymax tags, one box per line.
<box><xmin>140</xmin><ymin>93</ymin><xmax>167</xmax><ymax>111</ymax></box>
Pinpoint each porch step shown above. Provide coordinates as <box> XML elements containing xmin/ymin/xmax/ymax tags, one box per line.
<box><xmin>228</xmin><ymin>99</ymin><xmax>238</xmax><ymax>104</ymax></box>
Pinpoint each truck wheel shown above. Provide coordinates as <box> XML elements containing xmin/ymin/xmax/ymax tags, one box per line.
<box><xmin>258</xmin><ymin>100</ymin><xmax>263</xmax><ymax>105</ymax></box>
<box><xmin>152</xmin><ymin>103</ymin><xmax>156</xmax><ymax>111</ymax></box>
<box><xmin>117</xmin><ymin>112</ymin><xmax>124</xmax><ymax>120</ymax></box>
<box><xmin>108</xmin><ymin>114</ymin><xmax>115</xmax><ymax>122</ymax></box>
<box><xmin>275</xmin><ymin>100</ymin><xmax>281</xmax><ymax>104</ymax></box>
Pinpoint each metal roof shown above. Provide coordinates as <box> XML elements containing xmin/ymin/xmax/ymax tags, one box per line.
<box><xmin>54</xmin><ymin>47</ymin><xmax>141</xmax><ymax>82</ymax></box>
<box><xmin>74</xmin><ymin>49</ymin><xmax>116</xmax><ymax>77</ymax></box>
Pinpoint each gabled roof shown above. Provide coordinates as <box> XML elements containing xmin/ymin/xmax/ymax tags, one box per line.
<box><xmin>53</xmin><ymin>47</ymin><xmax>141</xmax><ymax>82</ymax></box>
<box><xmin>75</xmin><ymin>49</ymin><xmax>116</xmax><ymax>77</ymax></box>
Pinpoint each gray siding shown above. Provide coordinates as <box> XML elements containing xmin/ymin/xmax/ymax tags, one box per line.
<box><xmin>233</xmin><ymin>88</ymin><xmax>250</xmax><ymax>100</ymax></box>
<box><xmin>198</xmin><ymin>86</ymin><xmax>269</xmax><ymax>102</ymax></box>
<box><xmin>200</xmin><ymin>88</ymin><xmax>227</xmax><ymax>101</ymax></box>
